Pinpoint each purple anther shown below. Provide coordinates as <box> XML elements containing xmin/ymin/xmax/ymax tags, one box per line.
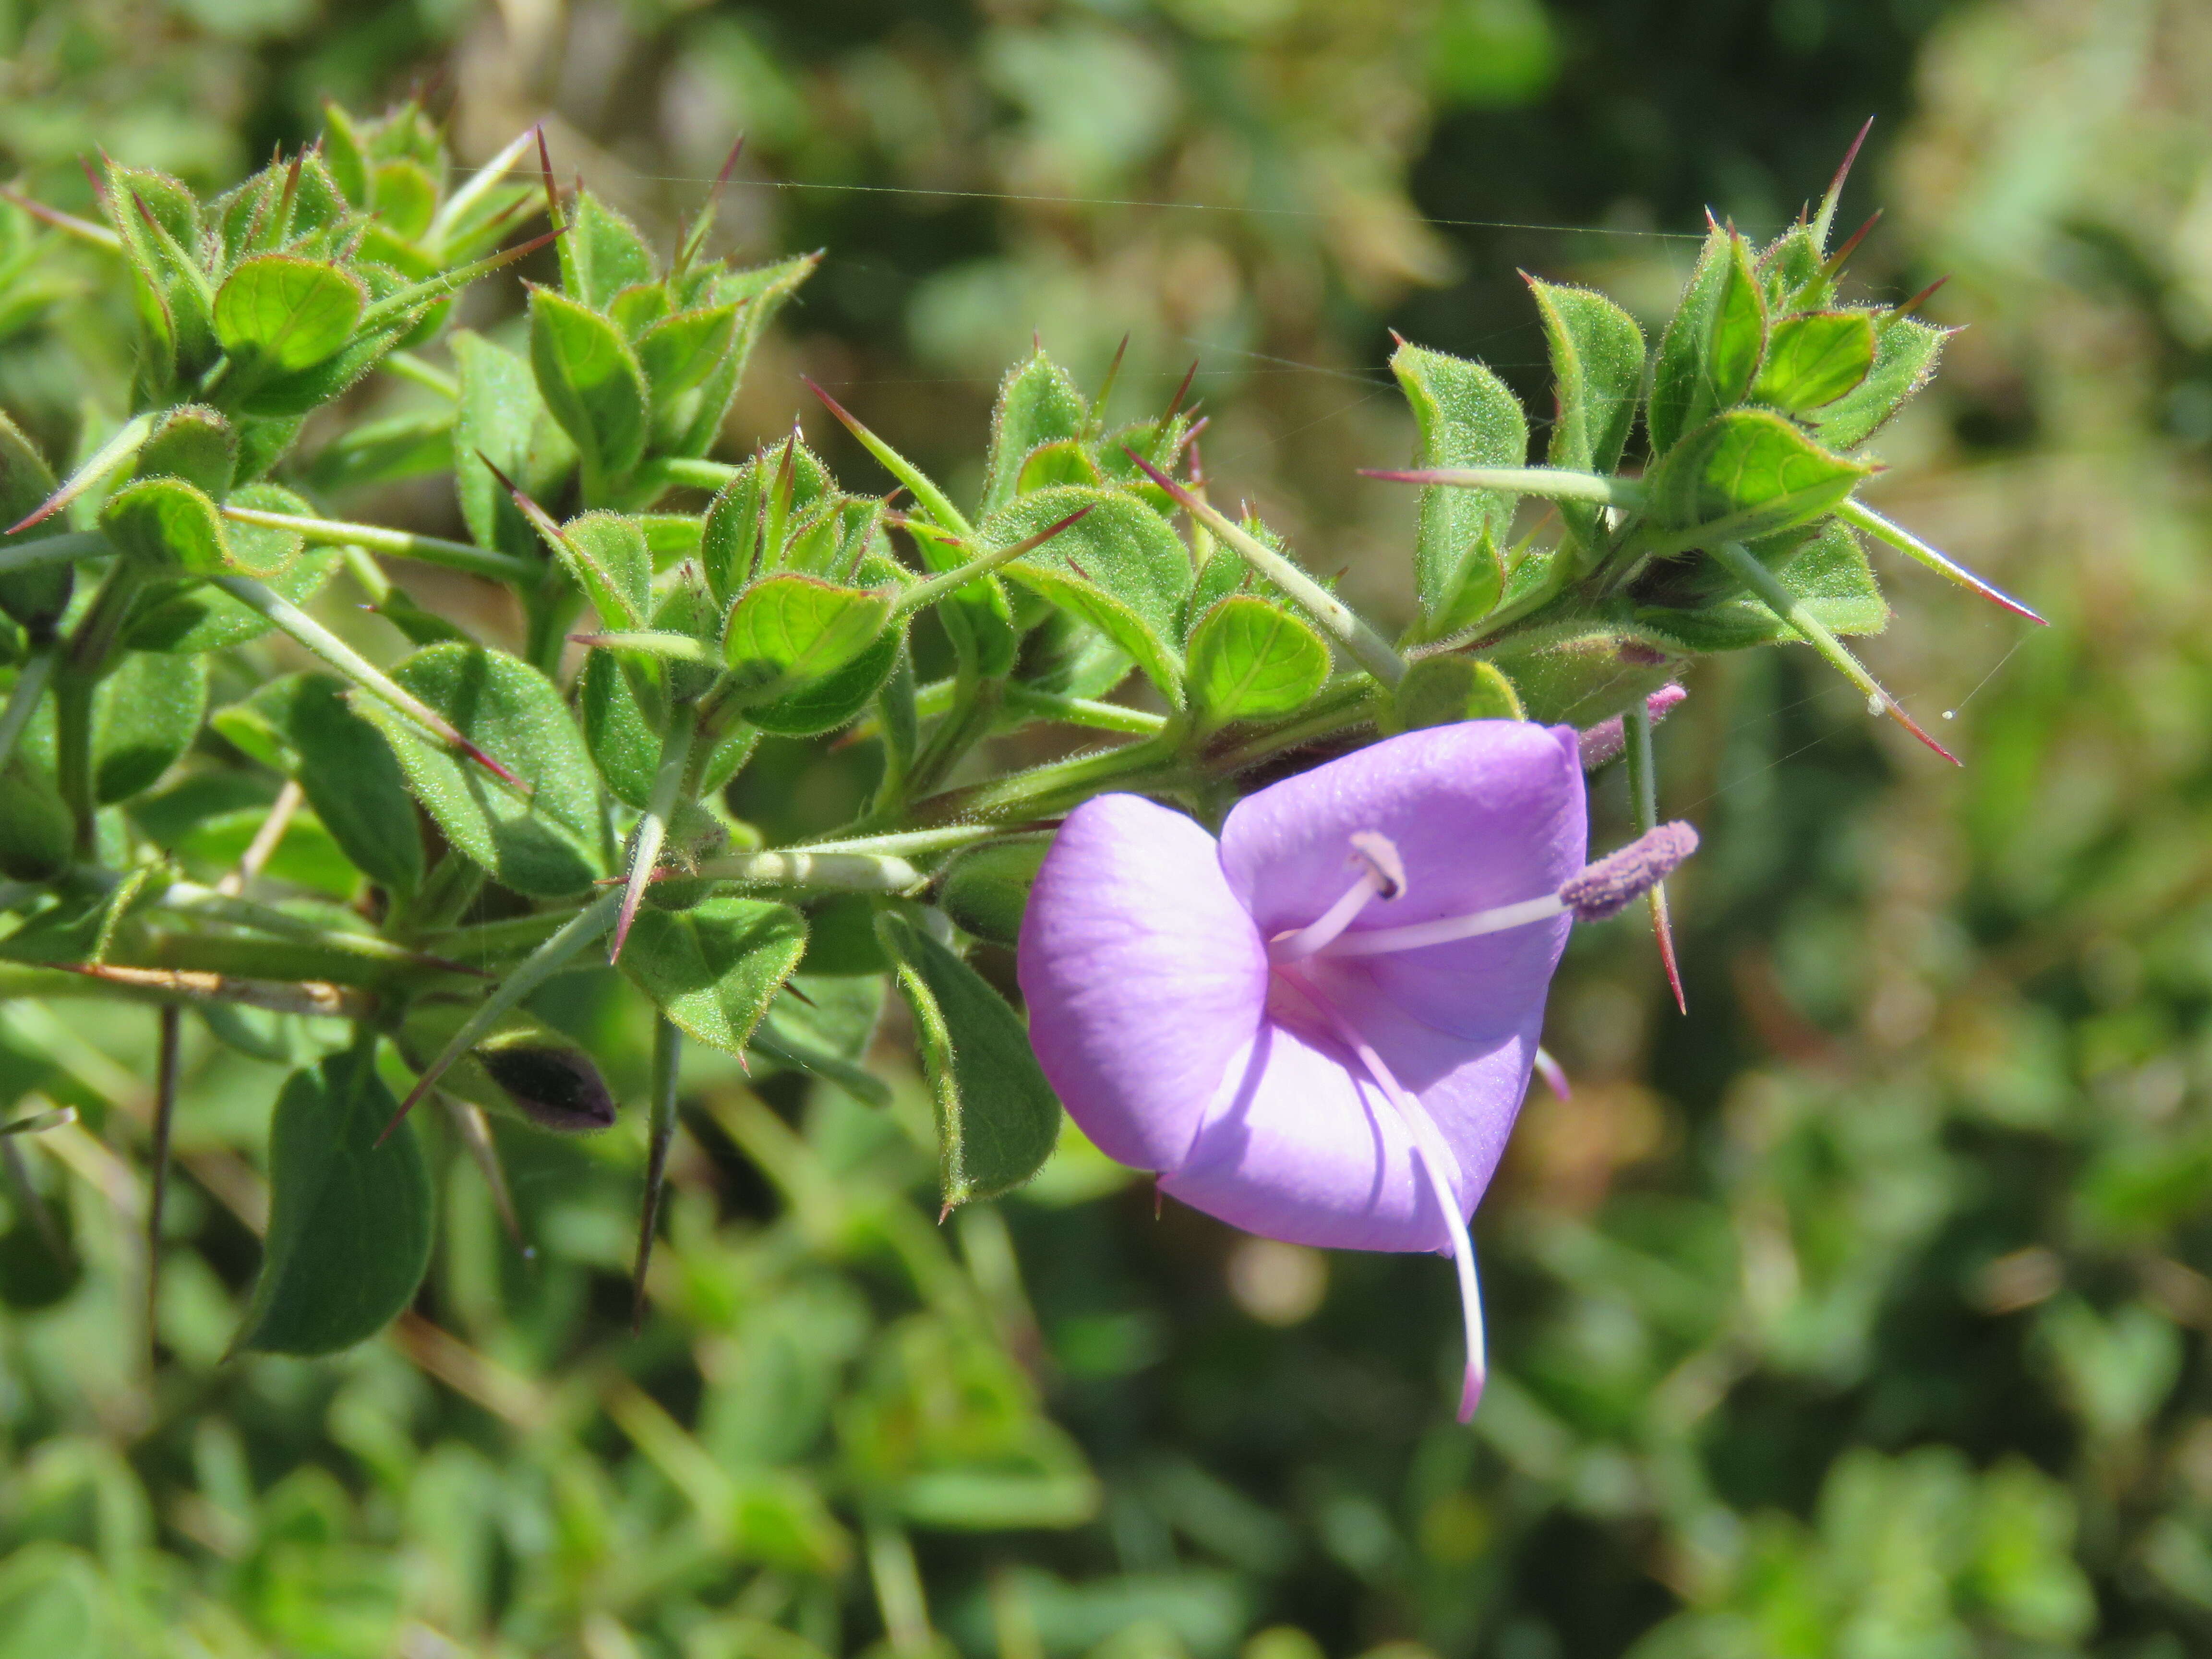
<box><xmin>1558</xmin><ymin>821</ymin><xmax>1701</xmax><ymax>922</ymax></box>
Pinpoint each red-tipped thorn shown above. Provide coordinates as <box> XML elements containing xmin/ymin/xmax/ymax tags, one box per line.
<box><xmin>1095</xmin><ymin>332</ymin><xmax>1130</xmax><ymax>414</ymax></box>
<box><xmin>1893</xmin><ymin>276</ymin><xmax>1948</xmax><ymax>319</ymax></box>
<box><xmin>1822</xmin><ymin>209</ymin><xmax>1883</xmax><ymax>276</ymax></box>
<box><xmin>379</xmin><ymin>1077</ymin><xmax>432</xmax><ymax>1146</ymax></box>
<box><xmin>0</xmin><ymin>187</ymin><xmax>113</xmax><ymax>245</ymax></box>
<box><xmin>533</xmin><ymin>125</ymin><xmax>561</xmax><ymax>227</ymax></box>
<box><xmin>77</xmin><ymin>154</ymin><xmax>108</xmax><ymax>205</ymax></box>
<box><xmin>938</xmin><ymin>1203</ymin><xmax>953</xmax><ymax>1226</ymax></box>
<box><xmin>1164</xmin><ymin>359</ymin><xmax>1200</xmax><ymax>423</ymax></box>
<box><xmin>712</xmin><ymin>134</ymin><xmax>746</xmax><ymax>194</ymax></box>
<box><xmin>1825</xmin><ymin>116</ymin><xmax>1877</xmax><ymax>217</ymax></box>
<box><xmin>1187</xmin><ymin>434</ymin><xmax>1208</xmax><ymax>490</ymax></box>
<box><xmin>1883</xmin><ymin>696</ymin><xmax>1961</xmax><ymax>766</ymax></box>
<box><xmin>1650</xmin><ymin>884</ymin><xmax>1687</xmax><ymax>1015</ymax></box>
<box><xmin>801</xmin><ymin>373</ymin><xmax>862</xmax><ymax>436</ymax></box>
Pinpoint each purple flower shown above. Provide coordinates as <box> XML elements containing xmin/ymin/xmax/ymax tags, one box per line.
<box><xmin>1016</xmin><ymin>721</ymin><xmax>1695</xmax><ymax>1420</ymax></box>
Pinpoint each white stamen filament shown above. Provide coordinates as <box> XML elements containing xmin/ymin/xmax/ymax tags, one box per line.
<box><xmin>1319</xmin><ymin>892</ymin><xmax>1564</xmax><ymax>959</ymax></box>
<box><xmin>1269</xmin><ymin>831</ymin><xmax>1408</xmax><ymax>964</ymax></box>
<box><xmin>1275</xmin><ymin>966</ymin><xmax>1488</xmax><ymax>1421</ymax></box>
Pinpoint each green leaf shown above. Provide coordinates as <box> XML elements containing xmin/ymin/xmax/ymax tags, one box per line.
<box><xmin>213</xmin><ymin>255</ymin><xmax>366</xmax><ymax>378</ymax></box>
<box><xmin>638</xmin><ymin>301</ymin><xmax>741</xmax><ymax>409</ymax></box>
<box><xmin>699</xmin><ymin>465</ymin><xmax>767</xmax><ymax>607</ymax></box>
<box><xmin>1016</xmin><ymin>440</ymin><xmax>1105</xmax><ymax>495</ymax></box>
<box><xmin>724</xmin><ymin>574</ymin><xmax>893</xmax><ymax>703</ymax></box>
<box><xmin>122</xmin><ymin>519</ymin><xmax>333</xmax><ymax>654</ymax></box>
<box><xmin>1483</xmin><ymin>637</ymin><xmax>1678</xmax><ymax>728</ymax></box>
<box><xmin>748</xmin><ymin>623</ymin><xmax>905</xmax><ymax>738</ymax></box>
<box><xmin>132</xmin><ymin>404</ymin><xmax>237</xmax><ymax>498</ymax></box>
<box><xmin>1755</xmin><ymin>311</ymin><xmax>1877</xmax><ymax>413</ymax></box>
<box><xmin>552</xmin><ymin>510</ymin><xmax>651</xmax><ymax>631</ymax></box>
<box><xmin>101</xmin><ymin>477</ymin><xmax>229</xmax><ymax>575</ymax></box>
<box><xmin>558</xmin><ymin>190</ymin><xmax>658</xmax><ymax>313</ymax></box>
<box><xmin>981</xmin><ymin>351</ymin><xmax>1088</xmax><ymax>516</ymax></box>
<box><xmin>1647</xmin><ymin>223</ymin><xmax>1731</xmax><ymax>456</ymax></box>
<box><xmin>453</xmin><ymin>329</ymin><xmax>575</xmax><ymax>565</ymax></box>
<box><xmin>1187</xmin><ymin>596</ymin><xmax>1330</xmax><ymax>728</ymax></box>
<box><xmin>91</xmin><ymin>650</ymin><xmax>206</xmax><ymax>803</ymax></box>
<box><xmin>1759</xmin><ymin>223</ymin><xmax>1827</xmax><ymax>309</ymax></box>
<box><xmin>1384</xmin><ymin>654</ymin><xmax>1523</xmax><ymax>733</ymax></box>
<box><xmin>1704</xmin><ymin>231</ymin><xmax>1768</xmax><ymax>414</ymax></box>
<box><xmin>1811</xmin><ymin>314</ymin><xmax>1947</xmax><ymax>451</ymax></box>
<box><xmin>0</xmin><ymin>755</ymin><xmax>71</xmax><ymax>880</ymax></box>
<box><xmin>234</xmin><ymin>1048</ymin><xmax>433</xmax><ymax>1356</ymax></box>
<box><xmin>359</xmin><ymin>643</ymin><xmax>607</xmax><ymax>896</ymax></box>
<box><xmin>1390</xmin><ymin>339</ymin><xmax>1527</xmax><ymax>640</ymax></box>
<box><xmin>986</xmin><ymin>485</ymin><xmax>1192</xmax><ymax>649</ymax></box>
<box><xmin>577</xmin><ymin>648</ymin><xmax>662</xmax><ymax>810</ymax></box>
<box><xmin>998</xmin><ymin>561</ymin><xmax>1182</xmax><ymax>702</ymax></box>
<box><xmin>1530</xmin><ymin>279</ymin><xmax>1645</xmax><ymax>553</ymax></box>
<box><xmin>0</xmin><ymin>1544</ymin><xmax>105</xmax><ymax>1658</ymax></box>
<box><xmin>0</xmin><ymin>413</ymin><xmax>67</xmax><ymax>639</ymax></box>
<box><xmin>1642</xmin><ymin>409</ymin><xmax>1872</xmax><ymax>550</ymax></box>
<box><xmin>530</xmin><ymin>286</ymin><xmax>649</xmax><ymax>485</ymax></box>
<box><xmin>246</xmin><ymin>673</ymin><xmax>424</xmax><ymax>897</ymax></box>
<box><xmin>877</xmin><ymin>910</ymin><xmax>1061</xmax><ymax>1205</ymax></box>
<box><xmin>621</xmin><ymin>898</ymin><xmax>808</xmax><ymax>1055</ymax></box>
<box><xmin>937</xmin><ymin>837</ymin><xmax>1051</xmax><ymax>947</ymax></box>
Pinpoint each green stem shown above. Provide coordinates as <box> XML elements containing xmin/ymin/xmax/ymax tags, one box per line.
<box><xmin>1624</xmin><ymin>697</ymin><xmax>1684</xmax><ymax>1011</ymax></box>
<box><xmin>633</xmin><ymin>456</ymin><xmax>740</xmax><ymax>497</ymax></box>
<box><xmin>1130</xmin><ymin>454</ymin><xmax>1407</xmax><ymax>688</ymax></box>
<box><xmin>0</xmin><ymin>531</ymin><xmax>108</xmax><ymax>579</ymax></box>
<box><xmin>394</xmin><ymin>851</ymin><xmax>487</xmax><ymax>941</ymax></box>
<box><xmin>631</xmin><ymin>1013</ymin><xmax>682</xmax><ymax>1332</ymax></box>
<box><xmin>1364</xmin><ymin>465</ymin><xmax>1645</xmax><ymax>508</ymax></box>
<box><xmin>612</xmin><ymin>704</ymin><xmax>698</xmax><ymax>963</ymax></box>
<box><xmin>1708</xmin><ymin>539</ymin><xmax>1959</xmax><ymax>764</ymax></box>
<box><xmin>0</xmin><ymin>647</ymin><xmax>54</xmax><ymax>775</ymax></box>
<box><xmin>1837</xmin><ymin>499</ymin><xmax>2046</xmax><ymax>625</ymax></box>
<box><xmin>381</xmin><ymin>351</ymin><xmax>459</xmax><ymax>400</ymax></box>
<box><xmin>55</xmin><ymin>560</ymin><xmax>147</xmax><ymax>853</ymax></box>
<box><xmin>221</xmin><ymin>506</ymin><xmax>539</xmax><ymax>585</ymax></box>
<box><xmin>685</xmin><ymin>849</ymin><xmax>924</xmax><ymax>891</ymax></box>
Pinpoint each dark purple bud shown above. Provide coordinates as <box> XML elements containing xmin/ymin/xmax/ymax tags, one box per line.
<box><xmin>1577</xmin><ymin>685</ymin><xmax>1688</xmax><ymax>771</ymax></box>
<box><xmin>1559</xmin><ymin>822</ymin><xmax>1700</xmax><ymax>922</ymax></box>
<box><xmin>478</xmin><ymin>1039</ymin><xmax>618</xmax><ymax>1133</ymax></box>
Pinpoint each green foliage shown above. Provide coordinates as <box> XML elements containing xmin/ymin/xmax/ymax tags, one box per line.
<box><xmin>234</xmin><ymin>1047</ymin><xmax>433</xmax><ymax>1356</ymax></box>
<box><xmin>878</xmin><ymin>910</ymin><xmax>1063</xmax><ymax>1206</ymax></box>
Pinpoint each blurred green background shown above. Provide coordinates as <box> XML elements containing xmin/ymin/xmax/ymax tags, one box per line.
<box><xmin>4</xmin><ymin>0</ymin><xmax>2210</xmax><ymax>1654</ymax></box>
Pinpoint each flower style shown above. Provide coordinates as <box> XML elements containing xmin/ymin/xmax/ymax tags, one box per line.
<box><xmin>1017</xmin><ymin>721</ymin><xmax>1697</xmax><ymax>1420</ymax></box>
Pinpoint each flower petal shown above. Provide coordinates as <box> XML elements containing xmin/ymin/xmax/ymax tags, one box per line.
<box><xmin>1160</xmin><ymin>978</ymin><xmax>1539</xmax><ymax>1252</ymax></box>
<box><xmin>1018</xmin><ymin>793</ymin><xmax>1268</xmax><ymax>1172</ymax></box>
<box><xmin>1218</xmin><ymin>720</ymin><xmax>1586</xmax><ymax>1040</ymax></box>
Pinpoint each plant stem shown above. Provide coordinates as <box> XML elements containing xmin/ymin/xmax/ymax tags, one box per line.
<box><xmin>221</xmin><ymin>505</ymin><xmax>539</xmax><ymax>584</ymax></box>
<box><xmin>1625</xmin><ymin>698</ymin><xmax>1685</xmax><ymax>1014</ymax></box>
<box><xmin>0</xmin><ymin>646</ymin><xmax>54</xmax><ymax>774</ymax></box>
<box><xmin>631</xmin><ymin>1013</ymin><xmax>682</xmax><ymax>1333</ymax></box>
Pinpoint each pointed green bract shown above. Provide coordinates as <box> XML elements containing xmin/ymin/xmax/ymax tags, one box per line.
<box><xmin>550</xmin><ymin>510</ymin><xmax>652</xmax><ymax>631</ymax></box>
<box><xmin>877</xmin><ymin>910</ymin><xmax>1061</xmax><ymax>1206</ymax></box>
<box><xmin>999</xmin><ymin>561</ymin><xmax>1183</xmax><ymax>702</ymax></box>
<box><xmin>1756</xmin><ymin>311</ymin><xmax>1878</xmax><ymax>413</ymax></box>
<box><xmin>638</xmin><ymin>301</ymin><xmax>742</xmax><ymax>409</ymax></box>
<box><xmin>1390</xmin><ymin>340</ymin><xmax>1527</xmax><ymax>640</ymax></box>
<box><xmin>1642</xmin><ymin>409</ymin><xmax>1872</xmax><ymax>550</ymax></box>
<box><xmin>213</xmin><ymin>255</ymin><xmax>366</xmax><ymax>378</ymax></box>
<box><xmin>358</xmin><ymin>643</ymin><xmax>606</xmax><ymax>896</ymax></box>
<box><xmin>1813</xmin><ymin>314</ymin><xmax>1947</xmax><ymax>451</ymax></box>
<box><xmin>981</xmin><ymin>351</ymin><xmax>1088</xmax><ymax>516</ymax></box>
<box><xmin>1647</xmin><ymin>223</ymin><xmax>1731</xmax><ymax>456</ymax></box>
<box><xmin>530</xmin><ymin>286</ymin><xmax>649</xmax><ymax>486</ymax></box>
<box><xmin>1530</xmin><ymin>279</ymin><xmax>1645</xmax><ymax>556</ymax></box>
<box><xmin>1386</xmin><ymin>654</ymin><xmax>1523</xmax><ymax>733</ymax></box>
<box><xmin>559</xmin><ymin>190</ymin><xmax>658</xmax><ymax>313</ymax></box>
<box><xmin>986</xmin><ymin>485</ymin><xmax>1191</xmax><ymax>647</ymax></box>
<box><xmin>724</xmin><ymin>574</ymin><xmax>894</xmax><ymax>703</ymax></box>
<box><xmin>132</xmin><ymin>405</ymin><xmax>237</xmax><ymax>498</ymax></box>
<box><xmin>621</xmin><ymin>898</ymin><xmax>808</xmax><ymax>1056</ymax></box>
<box><xmin>234</xmin><ymin>1048</ymin><xmax>433</xmax><ymax>1356</ymax></box>
<box><xmin>102</xmin><ymin>477</ymin><xmax>232</xmax><ymax>576</ymax></box>
<box><xmin>1187</xmin><ymin>596</ymin><xmax>1330</xmax><ymax>729</ymax></box>
<box><xmin>1704</xmin><ymin>232</ymin><xmax>1768</xmax><ymax>417</ymax></box>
